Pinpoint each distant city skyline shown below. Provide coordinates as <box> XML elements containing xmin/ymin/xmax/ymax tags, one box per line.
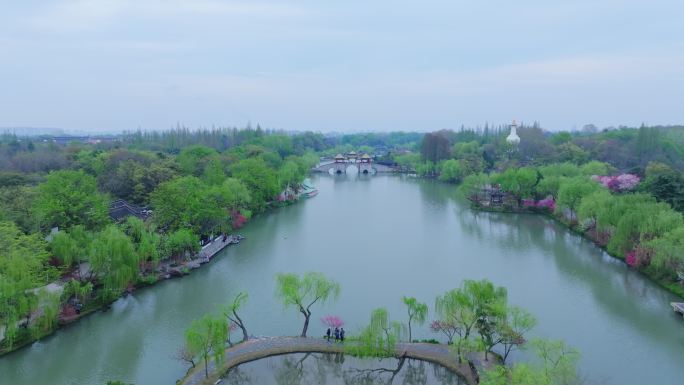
<box><xmin>1</xmin><ymin>1</ymin><xmax>682</xmax><ymax>133</ymax></box>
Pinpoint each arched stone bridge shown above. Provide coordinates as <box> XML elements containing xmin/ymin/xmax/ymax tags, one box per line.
<box><xmin>312</xmin><ymin>162</ymin><xmax>396</xmax><ymax>174</ymax></box>
<box><xmin>179</xmin><ymin>337</ymin><xmax>479</xmax><ymax>385</ymax></box>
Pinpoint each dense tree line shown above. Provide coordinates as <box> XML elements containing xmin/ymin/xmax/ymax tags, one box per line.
<box><xmin>121</xmin><ymin>125</ymin><xmax>328</xmax><ymax>155</ymax></box>
<box><xmin>402</xmin><ymin>124</ymin><xmax>684</xmax><ymax>182</ymax></box>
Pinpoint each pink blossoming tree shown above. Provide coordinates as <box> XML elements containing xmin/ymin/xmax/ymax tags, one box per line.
<box><xmin>321</xmin><ymin>315</ymin><xmax>344</xmax><ymax>329</ymax></box>
<box><xmin>625</xmin><ymin>250</ymin><xmax>637</xmax><ymax>267</ymax></box>
<box><xmin>522</xmin><ymin>198</ymin><xmax>556</xmax><ymax>212</ymax></box>
<box><xmin>536</xmin><ymin>197</ymin><xmax>556</xmax><ymax>211</ymax></box>
<box><xmin>592</xmin><ymin>174</ymin><xmax>640</xmax><ymax>192</ymax></box>
<box><xmin>430</xmin><ymin>320</ymin><xmax>460</xmax><ymax>345</ymax></box>
<box><xmin>231</xmin><ymin>210</ymin><xmax>247</xmax><ymax>229</ymax></box>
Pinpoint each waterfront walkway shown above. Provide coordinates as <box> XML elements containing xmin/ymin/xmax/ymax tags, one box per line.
<box><xmin>180</xmin><ymin>337</ymin><xmax>479</xmax><ymax>385</ymax></box>
<box><xmin>198</xmin><ymin>235</ymin><xmax>242</xmax><ymax>262</ymax></box>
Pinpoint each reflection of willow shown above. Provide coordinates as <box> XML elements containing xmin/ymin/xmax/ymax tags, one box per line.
<box><xmin>432</xmin><ymin>364</ymin><xmax>466</xmax><ymax>385</ymax></box>
<box><xmin>415</xmin><ymin>179</ymin><xmax>461</xmax><ymax>210</ymax></box>
<box><xmin>273</xmin><ymin>353</ymin><xmax>414</xmax><ymax>385</ymax></box>
<box><xmin>273</xmin><ymin>353</ymin><xmax>313</xmax><ymax>385</ymax></box>
<box><xmin>341</xmin><ymin>355</ymin><xmax>434</xmax><ymax>385</ymax></box>
<box><xmin>223</xmin><ymin>367</ymin><xmax>251</xmax><ymax>385</ymax></box>
<box><xmin>273</xmin><ymin>352</ymin><xmax>345</xmax><ymax>385</ymax></box>
<box><xmin>343</xmin><ymin>354</ymin><xmax>407</xmax><ymax>385</ymax></box>
<box><xmin>454</xmin><ymin>206</ymin><xmax>487</xmax><ymax>241</ymax></box>
<box><xmin>250</xmin><ymin>352</ymin><xmax>465</xmax><ymax>385</ymax></box>
<box><xmin>401</xmin><ymin>359</ymin><xmax>428</xmax><ymax>385</ymax></box>
<box><xmin>456</xmin><ymin>207</ymin><xmax>563</xmax><ymax>255</ymax></box>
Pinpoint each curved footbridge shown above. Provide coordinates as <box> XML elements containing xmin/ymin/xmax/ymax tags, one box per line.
<box><xmin>179</xmin><ymin>337</ymin><xmax>481</xmax><ymax>385</ymax></box>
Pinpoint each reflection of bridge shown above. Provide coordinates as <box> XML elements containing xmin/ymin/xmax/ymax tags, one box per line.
<box><xmin>312</xmin><ymin>152</ymin><xmax>396</xmax><ymax>174</ymax></box>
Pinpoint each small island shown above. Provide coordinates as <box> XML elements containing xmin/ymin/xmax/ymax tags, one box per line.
<box><xmin>176</xmin><ymin>273</ymin><xmax>580</xmax><ymax>385</ymax></box>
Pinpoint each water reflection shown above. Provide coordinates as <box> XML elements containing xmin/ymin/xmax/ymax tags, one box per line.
<box><xmin>223</xmin><ymin>353</ymin><xmax>465</xmax><ymax>385</ymax></box>
<box><xmin>460</xmin><ymin>209</ymin><xmax>679</xmax><ymax>330</ymax></box>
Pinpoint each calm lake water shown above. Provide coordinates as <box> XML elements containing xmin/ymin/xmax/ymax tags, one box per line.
<box><xmin>222</xmin><ymin>353</ymin><xmax>465</xmax><ymax>385</ymax></box>
<box><xmin>1</xmin><ymin>174</ymin><xmax>683</xmax><ymax>385</ymax></box>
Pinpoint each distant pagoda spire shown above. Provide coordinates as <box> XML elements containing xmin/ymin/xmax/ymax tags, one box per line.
<box><xmin>506</xmin><ymin>119</ymin><xmax>520</xmax><ymax>145</ymax></box>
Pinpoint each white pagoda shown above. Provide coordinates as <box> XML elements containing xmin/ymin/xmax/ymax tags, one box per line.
<box><xmin>506</xmin><ymin>120</ymin><xmax>520</xmax><ymax>145</ymax></box>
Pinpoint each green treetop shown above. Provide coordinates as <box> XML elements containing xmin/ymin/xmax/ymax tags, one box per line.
<box><xmin>274</xmin><ymin>272</ymin><xmax>340</xmax><ymax>337</ymax></box>
<box><xmin>402</xmin><ymin>296</ymin><xmax>428</xmax><ymax>342</ymax></box>
<box><xmin>185</xmin><ymin>313</ymin><xmax>228</xmax><ymax>379</ymax></box>
<box><xmin>35</xmin><ymin>170</ymin><xmax>109</xmax><ymax>231</ymax></box>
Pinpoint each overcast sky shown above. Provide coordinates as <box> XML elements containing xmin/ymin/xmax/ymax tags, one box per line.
<box><xmin>1</xmin><ymin>0</ymin><xmax>683</xmax><ymax>133</ymax></box>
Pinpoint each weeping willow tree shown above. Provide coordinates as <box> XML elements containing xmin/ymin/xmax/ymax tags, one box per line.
<box><xmin>645</xmin><ymin>225</ymin><xmax>684</xmax><ymax>281</ymax></box>
<box><xmin>0</xmin><ymin>221</ymin><xmax>53</xmax><ymax>350</ymax></box>
<box><xmin>480</xmin><ymin>338</ymin><xmax>580</xmax><ymax>385</ymax></box>
<box><xmin>49</xmin><ymin>225</ymin><xmax>92</xmax><ymax>277</ymax></box>
<box><xmin>402</xmin><ymin>296</ymin><xmax>428</xmax><ymax>342</ymax></box>
<box><xmin>89</xmin><ymin>225</ymin><xmax>140</xmax><ymax>301</ymax></box>
<box><xmin>31</xmin><ymin>290</ymin><xmax>61</xmax><ymax>339</ymax></box>
<box><xmin>457</xmin><ymin>173</ymin><xmax>491</xmax><ymax>201</ymax></box>
<box><xmin>346</xmin><ymin>308</ymin><xmax>404</xmax><ymax>358</ymax></box>
<box><xmin>275</xmin><ymin>272</ymin><xmax>340</xmax><ymax>337</ymax></box>
<box><xmin>185</xmin><ymin>314</ymin><xmax>229</xmax><ymax>379</ymax></box>
<box><xmin>221</xmin><ymin>292</ymin><xmax>249</xmax><ymax>343</ymax></box>
<box><xmin>122</xmin><ymin>217</ymin><xmax>161</xmax><ymax>270</ymax></box>
<box><xmin>61</xmin><ymin>279</ymin><xmax>93</xmax><ymax>304</ymax></box>
<box><xmin>435</xmin><ymin>279</ymin><xmax>507</xmax><ymax>363</ymax></box>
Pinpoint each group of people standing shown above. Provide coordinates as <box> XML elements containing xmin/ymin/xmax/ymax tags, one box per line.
<box><xmin>325</xmin><ymin>326</ymin><xmax>345</xmax><ymax>342</ymax></box>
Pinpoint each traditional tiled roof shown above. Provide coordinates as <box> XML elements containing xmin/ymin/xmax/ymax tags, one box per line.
<box><xmin>109</xmin><ymin>199</ymin><xmax>151</xmax><ymax>221</ymax></box>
